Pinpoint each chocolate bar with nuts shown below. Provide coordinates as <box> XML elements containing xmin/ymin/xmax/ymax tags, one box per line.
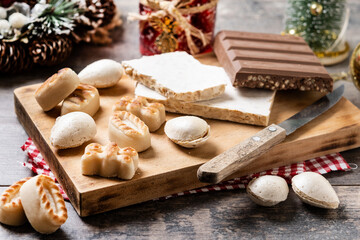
<box><xmin>214</xmin><ymin>31</ymin><xmax>333</xmax><ymax>92</ymax></box>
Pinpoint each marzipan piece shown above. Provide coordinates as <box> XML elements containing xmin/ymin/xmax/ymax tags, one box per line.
<box><xmin>35</xmin><ymin>68</ymin><xmax>80</xmax><ymax>111</ymax></box>
<box><xmin>109</xmin><ymin>111</ymin><xmax>151</xmax><ymax>152</ymax></box>
<box><xmin>0</xmin><ymin>177</ymin><xmax>31</xmax><ymax>226</ymax></box>
<box><xmin>61</xmin><ymin>84</ymin><xmax>100</xmax><ymax>116</ymax></box>
<box><xmin>113</xmin><ymin>96</ymin><xmax>165</xmax><ymax>132</ymax></box>
<box><xmin>82</xmin><ymin>142</ymin><xmax>139</xmax><ymax>180</ymax></box>
<box><xmin>20</xmin><ymin>175</ymin><xmax>68</xmax><ymax>234</ymax></box>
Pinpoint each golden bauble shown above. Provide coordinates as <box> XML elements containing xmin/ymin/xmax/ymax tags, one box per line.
<box><xmin>288</xmin><ymin>29</ymin><xmax>297</xmax><ymax>35</ymax></box>
<box><xmin>350</xmin><ymin>43</ymin><xmax>360</xmax><ymax>90</ymax></box>
<box><xmin>310</xmin><ymin>2</ymin><xmax>323</xmax><ymax>16</ymax></box>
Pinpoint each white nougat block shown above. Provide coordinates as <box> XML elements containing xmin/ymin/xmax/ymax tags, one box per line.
<box><xmin>135</xmin><ymin>79</ymin><xmax>276</xmax><ymax>126</ymax></box>
<box><xmin>122</xmin><ymin>51</ymin><xmax>227</xmax><ymax>102</ymax></box>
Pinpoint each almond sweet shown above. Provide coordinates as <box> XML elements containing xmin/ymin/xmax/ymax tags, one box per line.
<box><xmin>292</xmin><ymin>172</ymin><xmax>340</xmax><ymax>209</ymax></box>
<box><xmin>0</xmin><ymin>177</ymin><xmax>31</xmax><ymax>226</ymax></box>
<box><xmin>20</xmin><ymin>175</ymin><xmax>68</xmax><ymax>234</ymax></box>
<box><xmin>61</xmin><ymin>84</ymin><xmax>100</xmax><ymax>116</ymax></box>
<box><xmin>109</xmin><ymin>111</ymin><xmax>151</xmax><ymax>152</ymax></box>
<box><xmin>113</xmin><ymin>96</ymin><xmax>165</xmax><ymax>132</ymax></box>
<box><xmin>164</xmin><ymin>116</ymin><xmax>210</xmax><ymax>148</ymax></box>
<box><xmin>246</xmin><ymin>175</ymin><xmax>289</xmax><ymax>207</ymax></box>
<box><xmin>50</xmin><ymin>112</ymin><xmax>97</xmax><ymax>149</ymax></box>
<box><xmin>82</xmin><ymin>142</ymin><xmax>139</xmax><ymax>180</ymax></box>
<box><xmin>35</xmin><ymin>68</ymin><xmax>80</xmax><ymax>111</ymax></box>
<box><xmin>122</xmin><ymin>51</ymin><xmax>226</xmax><ymax>102</ymax></box>
<box><xmin>78</xmin><ymin>59</ymin><xmax>123</xmax><ymax>88</ymax></box>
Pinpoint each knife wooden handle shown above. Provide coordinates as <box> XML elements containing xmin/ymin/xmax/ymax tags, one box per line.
<box><xmin>197</xmin><ymin>124</ymin><xmax>287</xmax><ymax>184</ymax></box>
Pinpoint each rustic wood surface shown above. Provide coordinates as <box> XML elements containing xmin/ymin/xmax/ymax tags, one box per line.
<box><xmin>1</xmin><ymin>0</ymin><xmax>360</xmax><ymax>238</ymax></box>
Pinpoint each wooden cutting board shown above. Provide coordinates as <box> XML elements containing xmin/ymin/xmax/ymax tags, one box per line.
<box><xmin>14</xmin><ymin>54</ymin><xmax>360</xmax><ymax>217</ymax></box>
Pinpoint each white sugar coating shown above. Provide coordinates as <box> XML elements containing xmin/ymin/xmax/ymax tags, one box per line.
<box><xmin>0</xmin><ymin>19</ymin><xmax>10</xmax><ymax>31</ymax></box>
<box><xmin>78</xmin><ymin>59</ymin><xmax>123</xmax><ymax>88</ymax></box>
<box><xmin>123</xmin><ymin>51</ymin><xmax>226</xmax><ymax>94</ymax></box>
<box><xmin>135</xmin><ymin>78</ymin><xmax>275</xmax><ymax>117</ymax></box>
<box><xmin>0</xmin><ymin>7</ymin><xmax>7</xmax><ymax>19</ymax></box>
<box><xmin>165</xmin><ymin>116</ymin><xmax>209</xmax><ymax>141</ymax></box>
<box><xmin>292</xmin><ymin>172</ymin><xmax>339</xmax><ymax>203</ymax></box>
<box><xmin>50</xmin><ymin>112</ymin><xmax>97</xmax><ymax>149</ymax></box>
<box><xmin>248</xmin><ymin>176</ymin><xmax>289</xmax><ymax>203</ymax></box>
<box><xmin>8</xmin><ymin>13</ymin><xmax>29</xmax><ymax>29</ymax></box>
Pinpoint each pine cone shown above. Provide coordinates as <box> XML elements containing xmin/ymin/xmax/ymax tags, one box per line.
<box><xmin>29</xmin><ymin>35</ymin><xmax>73</xmax><ymax>66</ymax></box>
<box><xmin>72</xmin><ymin>0</ymin><xmax>117</xmax><ymax>43</ymax></box>
<box><xmin>85</xmin><ymin>0</ymin><xmax>116</xmax><ymax>27</ymax></box>
<box><xmin>0</xmin><ymin>40</ymin><xmax>33</xmax><ymax>73</ymax></box>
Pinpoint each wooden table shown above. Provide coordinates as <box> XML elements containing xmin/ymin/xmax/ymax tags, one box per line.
<box><xmin>1</xmin><ymin>0</ymin><xmax>360</xmax><ymax>239</ymax></box>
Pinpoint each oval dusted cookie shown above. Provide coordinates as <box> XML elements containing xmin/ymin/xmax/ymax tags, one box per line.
<box><xmin>164</xmin><ymin>116</ymin><xmax>210</xmax><ymax>148</ymax></box>
<box><xmin>78</xmin><ymin>59</ymin><xmax>123</xmax><ymax>88</ymax></box>
<box><xmin>20</xmin><ymin>175</ymin><xmax>68</xmax><ymax>234</ymax></box>
<box><xmin>109</xmin><ymin>111</ymin><xmax>151</xmax><ymax>152</ymax></box>
<box><xmin>61</xmin><ymin>84</ymin><xmax>100</xmax><ymax>117</ymax></box>
<box><xmin>35</xmin><ymin>68</ymin><xmax>80</xmax><ymax>111</ymax></box>
<box><xmin>113</xmin><ymin>96</ymin><xmax>166</xmax><ymax>132</ymax></box>
<box><xmin>50</xmin><ymin>112</ymin><xmax>97</xmax><ymax>149</ymax></box>
<box><xmin>246</xmin><ymin>175</ymin><xmax>289</xmax><ymax>207</ymax></box>
<box><xmin>81</xmin><ymin>142</ymin><xmax>139</xmax><ymax>180</ymax></box>
<box><xmin>0</xmin><ymin>177</ymin><xmax>31</xmax><ymax>226</ymax></box>
<box><xmin>292</xmin><ymin>172</ymin><xmax>340</xmax><ymax>209</ymax></box>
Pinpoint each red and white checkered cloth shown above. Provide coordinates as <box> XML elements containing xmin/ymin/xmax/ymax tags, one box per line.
<box><xmin>21</xmin><ymin>138</ymin><xmax>351</xmax><ymax>201</ymax></box>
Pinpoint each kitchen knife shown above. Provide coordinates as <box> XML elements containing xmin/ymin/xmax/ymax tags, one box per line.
<box><xmin>197</xmin><ymin>85</ymin><xmax>345</xmax><ymax>184</ymax></box>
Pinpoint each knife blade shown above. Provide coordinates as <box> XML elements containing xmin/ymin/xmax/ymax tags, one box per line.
<box><xmin>197</xmin><ymin>85</ymin><xmax>345</xmax><ymax>184</ymax></box>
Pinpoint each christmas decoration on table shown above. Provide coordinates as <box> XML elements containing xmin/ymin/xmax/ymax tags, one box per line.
<box><xmin>350</xmin><ymin>43</ymin><xmax>360</xmax><ymax>90</ymax></box>
<box><xmin>283</xmin><ymin>0</ymin><xmax>350</xmax><ymax>65</ymax></box>
<box><xmin>0</xmin><ymin>0</ymin><xmax>122</xmax><ymax>74</ymax></box>
<box><xmin>72</xmin><ymin>0</ymin><xmax>122</xmax><ymax>45</ymax></box>
<box><xmin>128</xmin><ymin>0</ymin><xmax>218</xmax><ymax>56</ymax></box>
<box><xmin>328</xmin><ymin>42</ymin><xmax>360</xmax><ymax>91</ymax></box>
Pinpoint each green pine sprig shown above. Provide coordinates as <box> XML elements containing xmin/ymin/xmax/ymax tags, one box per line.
<box><xmin>28</xmin><ymin>0</ymin><xmax>81</xmax><ymax>38</ymax></box>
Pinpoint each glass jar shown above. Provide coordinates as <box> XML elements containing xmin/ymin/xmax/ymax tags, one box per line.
<box><xmin>138</xmin><ymin>0</ymin><xmax>217</xmax><ymax>56</ymax></box>
<box><xmin>283</xmin><ymin>0</ymin><xmax>350</xmax><ymax>65</ymax></box>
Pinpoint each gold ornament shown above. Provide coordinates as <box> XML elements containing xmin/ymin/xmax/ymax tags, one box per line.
<box><xmin>310</xmin><ymin>2</ymin><xmax>323</xmax><ymax>16</ymax></box>
<box><xmin>330</xmin><ymin>43</ymin><xmax>360</xmax><ymax>91</ymax></box>
<box><xmin>288</xmin><ymin>29</ymin><xmax>296</xmax><ymax>35</ymax></box>
<box><xmin>149</xmin><ymin>16</ymin><xmax>179</xmax><ymax>53</ymax></box>
<box><xmin>155</xmin><ymin>32</ymin><xmax>178</xmax><ymax>53</ymax></box>
<box><xmin>350</xmin><ymin>43</ymin><xmax>360</xmax><ymax>90</ymax></box>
